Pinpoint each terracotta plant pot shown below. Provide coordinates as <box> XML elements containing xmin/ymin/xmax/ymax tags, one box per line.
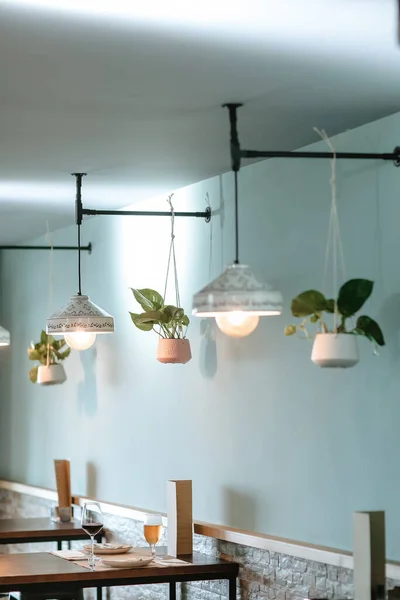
<box><xmin>311</xmin><ymin>333</ymin><xmax>359</xmax><ymax>368</ymax></box>
<box><xmin>156</xmin><ymin>339</ymin><xmax>192</xmax><ymax>364</ymax></box>
<box><xmin>37</xmin><ymin>364</ymin><xmax>67</xmax><ymax>385</ymax></box>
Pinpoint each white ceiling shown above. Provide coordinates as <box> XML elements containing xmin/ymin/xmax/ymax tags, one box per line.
<box><xmin>1</xmin><ymin>0</ymin><xmax>399</xmax><ymax>243</ymax></box>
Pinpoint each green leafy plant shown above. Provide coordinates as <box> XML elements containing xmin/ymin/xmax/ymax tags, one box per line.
<box><xmin>27</xmin><ymin>330</ymin><xmax>71</xmax><ymax>383</ymax></box>
<box><xmin>284</xmin><ymin>279</ymin><xmax>385</xmax><ymax>347</ymax></box>
<box><xmin>129</xmin><ymin>288</ymin><xmax>190</xmax><ymax>339</ymax></box>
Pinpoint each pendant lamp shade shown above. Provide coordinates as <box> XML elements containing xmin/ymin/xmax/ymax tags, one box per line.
<box><xmin>0</xmin><ymin>325</ymin><xmax>10</xmax><ymax>347</ymax></box>
<box><xmin>192</xmin><ymin>106</ymin><xmax>283</xmax><ymax>331</ymax></box>
<box><xmin>46</xmin><ymin>294</ymin><xmax>114</xmax><ymax>335</ymax></box>
<box><xmin>192</xmin><ymin>264</ymin><xmax>283</xmax><ymax>317</ymax></box>
<box><xmin>45</xmin><ymin>174</ymin><xmax>114</xmax><ymax>347</ymax></box>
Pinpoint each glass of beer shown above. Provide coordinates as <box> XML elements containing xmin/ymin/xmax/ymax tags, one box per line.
<box><xmin>144</xmin><ymin>513</ymin><xmax>163</xmax><ymax>556</ymax></box>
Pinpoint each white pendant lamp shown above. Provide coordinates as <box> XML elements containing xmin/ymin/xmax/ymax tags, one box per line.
<box><xmin>46</xmin><ymin>174</ymin><xmax>114</xmax><ymax>349</ymax></box>
<box><xmin>0</xmin><ymin>325</ymin><xmax>10</xmax><ymax>347</ymax></box>
<box><xmin>64</xmin><ymin>330</ymin><xmax>97</xmax><ymax>351</ymax></box>
<box><xmin>192</xmin><ymin>170</ymin><xmax>283</xmax><ymax>337</ymax></box>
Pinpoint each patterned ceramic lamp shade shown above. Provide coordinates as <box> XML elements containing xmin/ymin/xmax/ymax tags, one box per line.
<box><xmin>192</xmin><ymin>264</ymin><xmax>283</xmax><ymax>316</ymax></box>
<box><xmin>46</xmin><ymin>294</ymin><xmax>114</xmax><ymax>334</ymax></box>
<box><xmin>0</xmin><ymin>325</ymin><xmax>10</xmax><ymax>347</ymax></box>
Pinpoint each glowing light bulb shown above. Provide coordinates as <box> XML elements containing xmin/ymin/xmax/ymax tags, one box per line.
<box><xmin>64</xmin><ymin>332</ymin><xmax>96</xmax><ymax>351</ymax></box>
<box><xmin>215</xmin><ymin>312</ymin><xmax>260</xmax><ymax>338</ymax></box>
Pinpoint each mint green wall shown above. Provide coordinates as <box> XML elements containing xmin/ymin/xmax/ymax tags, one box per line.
<box><xmin>1</xmin><ymin>111</ymin><xmax>400</xmax><ymax>558</ymax></box>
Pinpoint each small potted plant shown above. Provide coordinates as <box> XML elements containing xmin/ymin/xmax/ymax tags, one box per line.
<box><xmin>28</xmin><ymin>330</ymin><xmax>71</xmax><ymax>385</ymax></box>
<box><xmin>129</xmin><ymin>288</ymin><xmax>192</xmax><ymax>364</ymax></box>
<box><xmin>284</xmin><ymin>279</ymin><xmax>385</xmax><ymax>368</ymax></box>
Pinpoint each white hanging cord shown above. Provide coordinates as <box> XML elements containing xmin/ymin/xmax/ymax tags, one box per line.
<box><xmin>163</xmin><ymin>194</ymin><xmax>180</xmax><ymax>308</ymax></box>
<box><xmin>314</xmin><ymin>128</ymin><xmax>346</xmax><ymax>333</ymax></box>
<box><xmin>45</xmin><ymin>221</ymin><xmax>54</xmax><ymax>367</ymax></box>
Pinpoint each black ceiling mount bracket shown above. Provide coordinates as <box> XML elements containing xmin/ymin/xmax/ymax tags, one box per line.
<box><xmin>224</xmin><ymin>104</ymin><xmax>400</xmax><ymax>167</ymax></box>
<box><xmin>76</xmin><ymin>172</ymin><xmax>211</xmax><ymax>222</ymax></box>
<box><xmin>240</xmin><ymin>148</ymin><xmax>400</xmax><ymax>161</ymax></box>
<box><xmin>0</xmin><ymin>173</ymin><xmax>91</xmax><ymax>254</ymax></box>
<box><xmin>81</xmin><ymin>207</ymin><xmax>211</xmax><ymax>221</ymax></box>
<box><xmin>393</xmin><ymin>146</ymin><xmax>400</xmax><ymax>167</ymax></box>
<box><xmin>0</xmin><ymin>243</ymin><xmax>92</xmax><ymax>253</ymax></box>
<box><xmin>222</xmin><ymin>103</ymin><xmax>243</xmax><ymax>172</ymax></box>
<box><xmin>72</xmin><ymin>172</ymin><xmax>86</xmax><ymax>226</ymax></box>
<box><xmin>71</xmin><ymin>172</ymin><xmax>88</xmax><ymax>296</ymax></box>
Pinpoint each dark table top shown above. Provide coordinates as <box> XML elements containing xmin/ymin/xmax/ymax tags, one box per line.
<box><xmin>0</xmin><ymin>552</ymin><xmax>239</xmax><ymax>592</ymax></box>
<box><xmin>0</xmin><ymin>517</ymin><xmax>94</xmax><ymax>543</ymax></box>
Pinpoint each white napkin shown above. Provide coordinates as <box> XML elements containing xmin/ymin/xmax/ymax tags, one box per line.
<box><xmin>96</xmin><ymin>543</ymin><xmax>128</xmax><ymax>549</ymax></box>
<box><xmin>155</xmin><ymin>557</ymin><xmax>188</xmax><ymax>565</ymax></box>
<box><xmin>51</xmin><ymin>550</ymin><xmax>87</xmax><ymax>561</ymax></box>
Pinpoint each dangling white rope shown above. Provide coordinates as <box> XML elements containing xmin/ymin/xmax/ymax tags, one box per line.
<box><xmin>314</xmin><ymin>128</ymin><xmax>346</xmax><ymax>333</ymax></box>
<box><xmin>163</xmin><ymin>194</ymin><xmax>180</xmax><ymax>308</ymax></box>
<box><xmin>45</xmin><ymin>221</ymin><xmax>54</xmax><ymax>367</ymax></box>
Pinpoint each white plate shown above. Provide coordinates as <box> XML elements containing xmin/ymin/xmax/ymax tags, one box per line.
<box><xmin>101</xmin><ymin>555</ymin><xmax>154</xmax><ymax>568</ymax></box>
<box><xmin>82</xmin><ymin>543</ymin><xmax>132</xmax><ymax>555</ymax></box>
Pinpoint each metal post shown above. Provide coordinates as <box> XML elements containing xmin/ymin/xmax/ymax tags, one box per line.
<box><xmin>72</xmin><ymin>172</ymin><xmax>86</xmax><ymax>227</ymax></box>
<box><xmin>222</xmin><ymin>104</ymin><xmax>243</xmax><ymax>264</ymax></box>
<box><xmin>0</xmin><ymin>244</ymin><xmax>92</xmax><ymax>253</ymax></box>
<box><xmin>72</xmin><ymin>173</ymin><xmax>87</xmax><ymax>296</ymax></box>
<box><xmin>240</xmin><ymin>147</ymin><xmax>400</xmax><ymax>164</ymax></box>
<box><xmin>222</xmin><ymin>103</ymin><xmax>242</xmax><ymax>172</ymax></box>
<box><xmin>81</xmin><ymin>208</ymin><xmax>211</xmax><ymax>222</ymax></box>
<box><xmin>228</xmin><ymin>576</ymin><xmax>237</xmax><ymax>600</ymax></box>
<box><xmin>169</xmin><ymin>582</ymin><xmax>177</xmax><ymax>600</ymax></box>
<box><xmin>223</xmin><ymin>104</ymin><xmax>400</xmax><ymax>167</ymax></box>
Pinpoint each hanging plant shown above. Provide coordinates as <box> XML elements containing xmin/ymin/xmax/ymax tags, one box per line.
<box><xmin>129</xmin><ymin>288</ymin><xmax>191</xmax><ymax>364</ymax></box>
<box><xmin>284</xmin><ymin>129</ymin><xmax>385</xmax><ymax>369</ymax></box>
<box><xmin>129</xmin><ymin>195</ymin><xmax>192</xmax><ymax>364</ymax></box>
<box><xmin>284</xmin><ymin>279</ymin><xmax>385</xmax><ymax>368</ymax></box>
<box><xmin>27</xmin><ymin>330</ymin><xmax>70</xmax><ymax>385</ymax></box>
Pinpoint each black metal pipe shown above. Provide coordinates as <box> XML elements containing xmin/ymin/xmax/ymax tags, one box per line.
<box><xmin>0</xmin><ymin>244</ymin><xmax>92</xmax><ymax>253</ymax></box>
<box><xmin>222</xmin><ymin>103</ymin><xmax>243</xmax><ymax>172</ymax></box>
<box><xmin>222</xmin><ymin>104</ymin><xmax>400</xmax><ymax>165</ymax></box>
<box><xmin>72</xmin><ymin>173</ymin><xmax>86</xmax><ymax>296</ymax></box>
<box><xmin>72</xmin><ymin>172</ymin><xmax>86</xmax><ymax>227</ymax></box>
<box><xmin>233</xmin><ymin>170</ymin><xmax>239</xmax><ymax>264</ymax></box>
<box><xmin>82</xmin><ymin>207</ymin><xmax>212</xmax><ymax>222</ymax></box>
<box><xmin>241</xmin><ymin>148</ymin><xmax>400</xmax><ymax>162</ymax></box>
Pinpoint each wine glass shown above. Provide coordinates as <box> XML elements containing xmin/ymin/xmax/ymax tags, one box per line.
<box><xmin>81</xmin><ymin>501</ymin><xmax>104</xmax><ymax>570</ymax></box>
<box><xmin>143</xmin><ymin>514</ymin><xmax>163</xmax><ymax>557</ymax></box>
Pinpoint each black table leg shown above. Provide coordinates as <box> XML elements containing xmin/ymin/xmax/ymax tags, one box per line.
<box><xmin>57</xmin><ymin>540</ymin><xmax>62</xmax><ymax>551</ymax></box>
<box><xmin>68</xmin><ymin>540</ymin><xmax>71</xmax><ymax>550</ymax></box>
<box><xmin>169</xmin><ymin>582</ymin><xmax>177</xmax><ymax>600</ymax></box>
<box><xmin>228</xmin><ymin>577</ymin><xmax>237</xmax><ymax>600</ymax></box>
<box><xmin>97</xmin><ymin>587</ymin><xmax>103</xmax><ymax>600</ymax></box>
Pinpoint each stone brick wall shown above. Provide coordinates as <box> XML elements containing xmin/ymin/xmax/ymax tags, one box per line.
<box><xmin>0</xmin><ymin>489</ymin><xmax>398</xmax><ymax>600</ymax></box>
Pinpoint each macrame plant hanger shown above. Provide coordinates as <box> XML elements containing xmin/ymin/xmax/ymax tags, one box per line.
<box><xmin>163</xmin><ymin>195</ymin><xmax>181</xmax><ymax>326</ymax></box>
<box><xmin>316</xmin><ymin>128</ymin><xmax>347</xmax><ymax>335</ymax></box>
<box><xmin>310</xmin><ymin>129</ymin><xmax>360</xmax><ymax>368</ymax></box>
<box><xmin>156</xmin><ymin>195</ymin><xmax>192</xmax><ymax>364</ymax></box>
<box><xmin>46</xmin><ymin>222</ymin><xmax>54</xmax><ymax>370</ymax></box>
<box><xmin>36</xmin><ymin>223</ymin><xmax>67</xmax><ymax>385</ymax></box>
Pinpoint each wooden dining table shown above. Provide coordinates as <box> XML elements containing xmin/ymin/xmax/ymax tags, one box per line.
<box><xmin>0</xmin><ymin>517</ymin><xmax>103</xmax><ymax>550</ymax></box>
<box><xmin>0</xmin><ymin>517</ymin><xmax>104</xmax><ymax>600</ymax></box>
<box><xmin>0</xmin><ymin>551</ymin><xmax>239</xmax><ymax>600</ymax></box>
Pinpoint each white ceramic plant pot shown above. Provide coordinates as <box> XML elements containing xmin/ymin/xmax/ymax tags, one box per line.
<box><xmin>311</xmin><ymin>333</ymin><xmax>359</xmax><ymax>369</ymax></box>
<box><xmin>37</xmin><ymin>364</ymin><xmax>67</xmax><ymax>385</ymax></box>
<box><xmin>156</xmin><ymin>339</ymin><xmax>192</xmax><ymax>364</ymax></box>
